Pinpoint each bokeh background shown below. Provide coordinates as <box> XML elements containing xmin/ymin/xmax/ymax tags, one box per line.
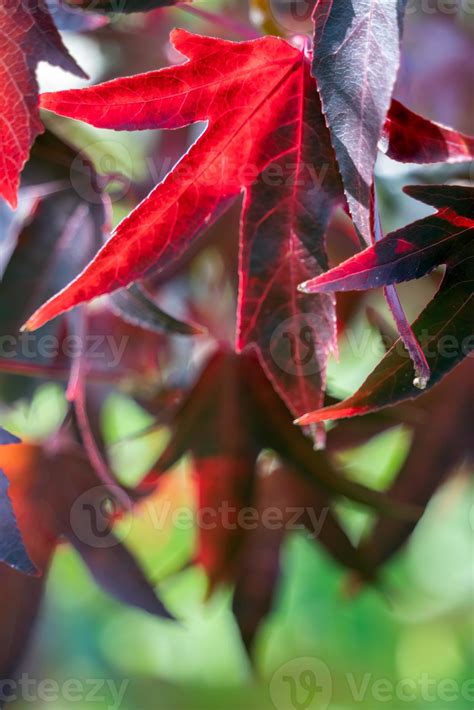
<box><xmin>1</xmin><ymin>1</ymin><xmax>473</xmax><ymax>708</ymax></box>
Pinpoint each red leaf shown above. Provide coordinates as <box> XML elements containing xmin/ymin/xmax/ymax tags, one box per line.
<box><xmin>297</xmin><ymin>185</ymin><xmax>474</xmax><ymax>423</ymax></box>
<box><xmin>26</xmin><ymin>29</ymin><xmax>346</xmax><ymax>422</ymax></box>
<box><xmin>2</xmin><ymin>436</ymin><xmax>173</xmax><ymax>618</ymax></box>
<box><xmin>312</xmin><ymin>0</ymin><xmax>408</xmax><ymax>242</ymax></box>
<box><xmin>236</xmin><ymin>54</ymin><xmax>341</xmax><ymax>422</ymax></box>
<box><xmin>0</xmin><ymin>1</ymin><xmax>85</xmax><ymax>207</ymax></box>
<box><xmin>383</xmin><ymin>99</ymin><xmax>474</xmax><ymax>164</ymax></box>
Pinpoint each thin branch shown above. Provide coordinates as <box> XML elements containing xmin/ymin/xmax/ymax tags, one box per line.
<box><xmin>66</xmin><ymin>309</ymin><xmax>132</xmax><ymax>509</ymax></box>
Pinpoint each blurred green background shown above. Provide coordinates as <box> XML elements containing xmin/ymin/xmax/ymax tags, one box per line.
<box><xmin>4</xmin><ymin>361</ymin><xmax>473</xmax><ymax>709</ymax></box>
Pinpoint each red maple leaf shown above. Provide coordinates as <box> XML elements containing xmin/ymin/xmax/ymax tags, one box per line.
<box><xmin>0</xmin><ymin>0</ymin><xmax>85</xmax><ymax>207</ymax></box>
<box><xmin>23</xmin><ymin>31</ymin><xmax>474</xmax><ymax>424</ymax></box>
<box><xmin>28</xmin><ymin>29</ymin><xmax>344</xmax><ymax>423</ymax></box>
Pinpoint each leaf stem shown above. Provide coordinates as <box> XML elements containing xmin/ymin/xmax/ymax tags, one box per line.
<box><xmin>66</xmin><ymin>309</ymin><xmax>132</xmax><ymax>509</ymax></box>
<box><xmin>373</xmin><ymin>192</ymin><xmax>430</xmax><ymax>389</ymax></box>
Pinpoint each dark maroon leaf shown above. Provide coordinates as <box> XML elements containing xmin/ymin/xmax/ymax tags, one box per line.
<box><xmin>0</xmin><ymin>131</ymin><xmax>109</xmax><ymax>399</ymax></box>
<box><xmin>0</xmin><ymin>468</ymin><xmax>36</xmax><ymax>574</ymax></box>
<box><xmin>0</xmin><ymin>564</ymin><xmax>45</xmax><ymax>679</ymax></box>
<box><xmin>63</xmin><ymin>0</ymin><xmax>181</xmax><ymax>12</ymax></box>
<box><xmin>360</xmin><ymin>359</ymin><xmax>474</xmax><ymax>571</ymax></box>
<box><xmin>312</xmin><ymin>0</ymin><xmax>408</xmax><ymax>242</ymax></box>
<box><xmin>297</xmin><ymin>185</ymin><xmax>474</xmax><ymax>423</ymax></box>
<box><xmin>110</xmin><ymin>283</ymin><xmax>205</xmax><ymax>336</ymax></box>
<box><xmin>46</xmin><ymin>0</ymin><xmax>108</xmax><ymax>31</ymax></box>
<box><xmin>69</xmin><ymin>535</ymin><xmax>173</xmax><ymax>618</ymax></box>
<box><xmin>383</xmin><ymin>100</ymin><xmax>474</xmax><ymax>164</ymax></box>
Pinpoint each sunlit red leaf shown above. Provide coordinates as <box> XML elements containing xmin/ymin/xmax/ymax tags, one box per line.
<box><xmin>25</xmin><ymin>30</ymin><xmax>346</xmax><ymax>423</ymax></box>
<box><xmin>0</xmin><ymin>1</ymin><xmax>85</xmax><ymax>207</ymax></box>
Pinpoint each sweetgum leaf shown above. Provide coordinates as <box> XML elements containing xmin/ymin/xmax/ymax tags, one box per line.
<box><xmin>0</xmin><ymin>131</ymin><xmax>109</xmax><ymax>400</ymax></box>
<box><xmin>26</xmin><ymin>31</ymin><xmax>472</xmax><ymax>423</ymax></box>
<box><xmin>312</xmin><ymin>0</ymin><xmax>408</xmax><ymax>242</ymax></box>
<box><xmin>110</xmin><ymin>283</ymin><xmax>205</xmax><ymax>336</ymax></box>
<box><xmin>382</xmin><ymin>100</ymin><xmax>474</xmax><ymax>164</ymax></box>
<box><xmin>297</xmin><ymin>185</ymin><xmax>474</xmax><ymax>423</ymax></box>
<box><xmin>0</xmin><ymin>0</ymin><xmax>85</xmax><ymax>207</ymax></box>
<box><xmin>30</xmin><ymin>30</ymin><xmax>345</xmax><ymax>422</ymax></box>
